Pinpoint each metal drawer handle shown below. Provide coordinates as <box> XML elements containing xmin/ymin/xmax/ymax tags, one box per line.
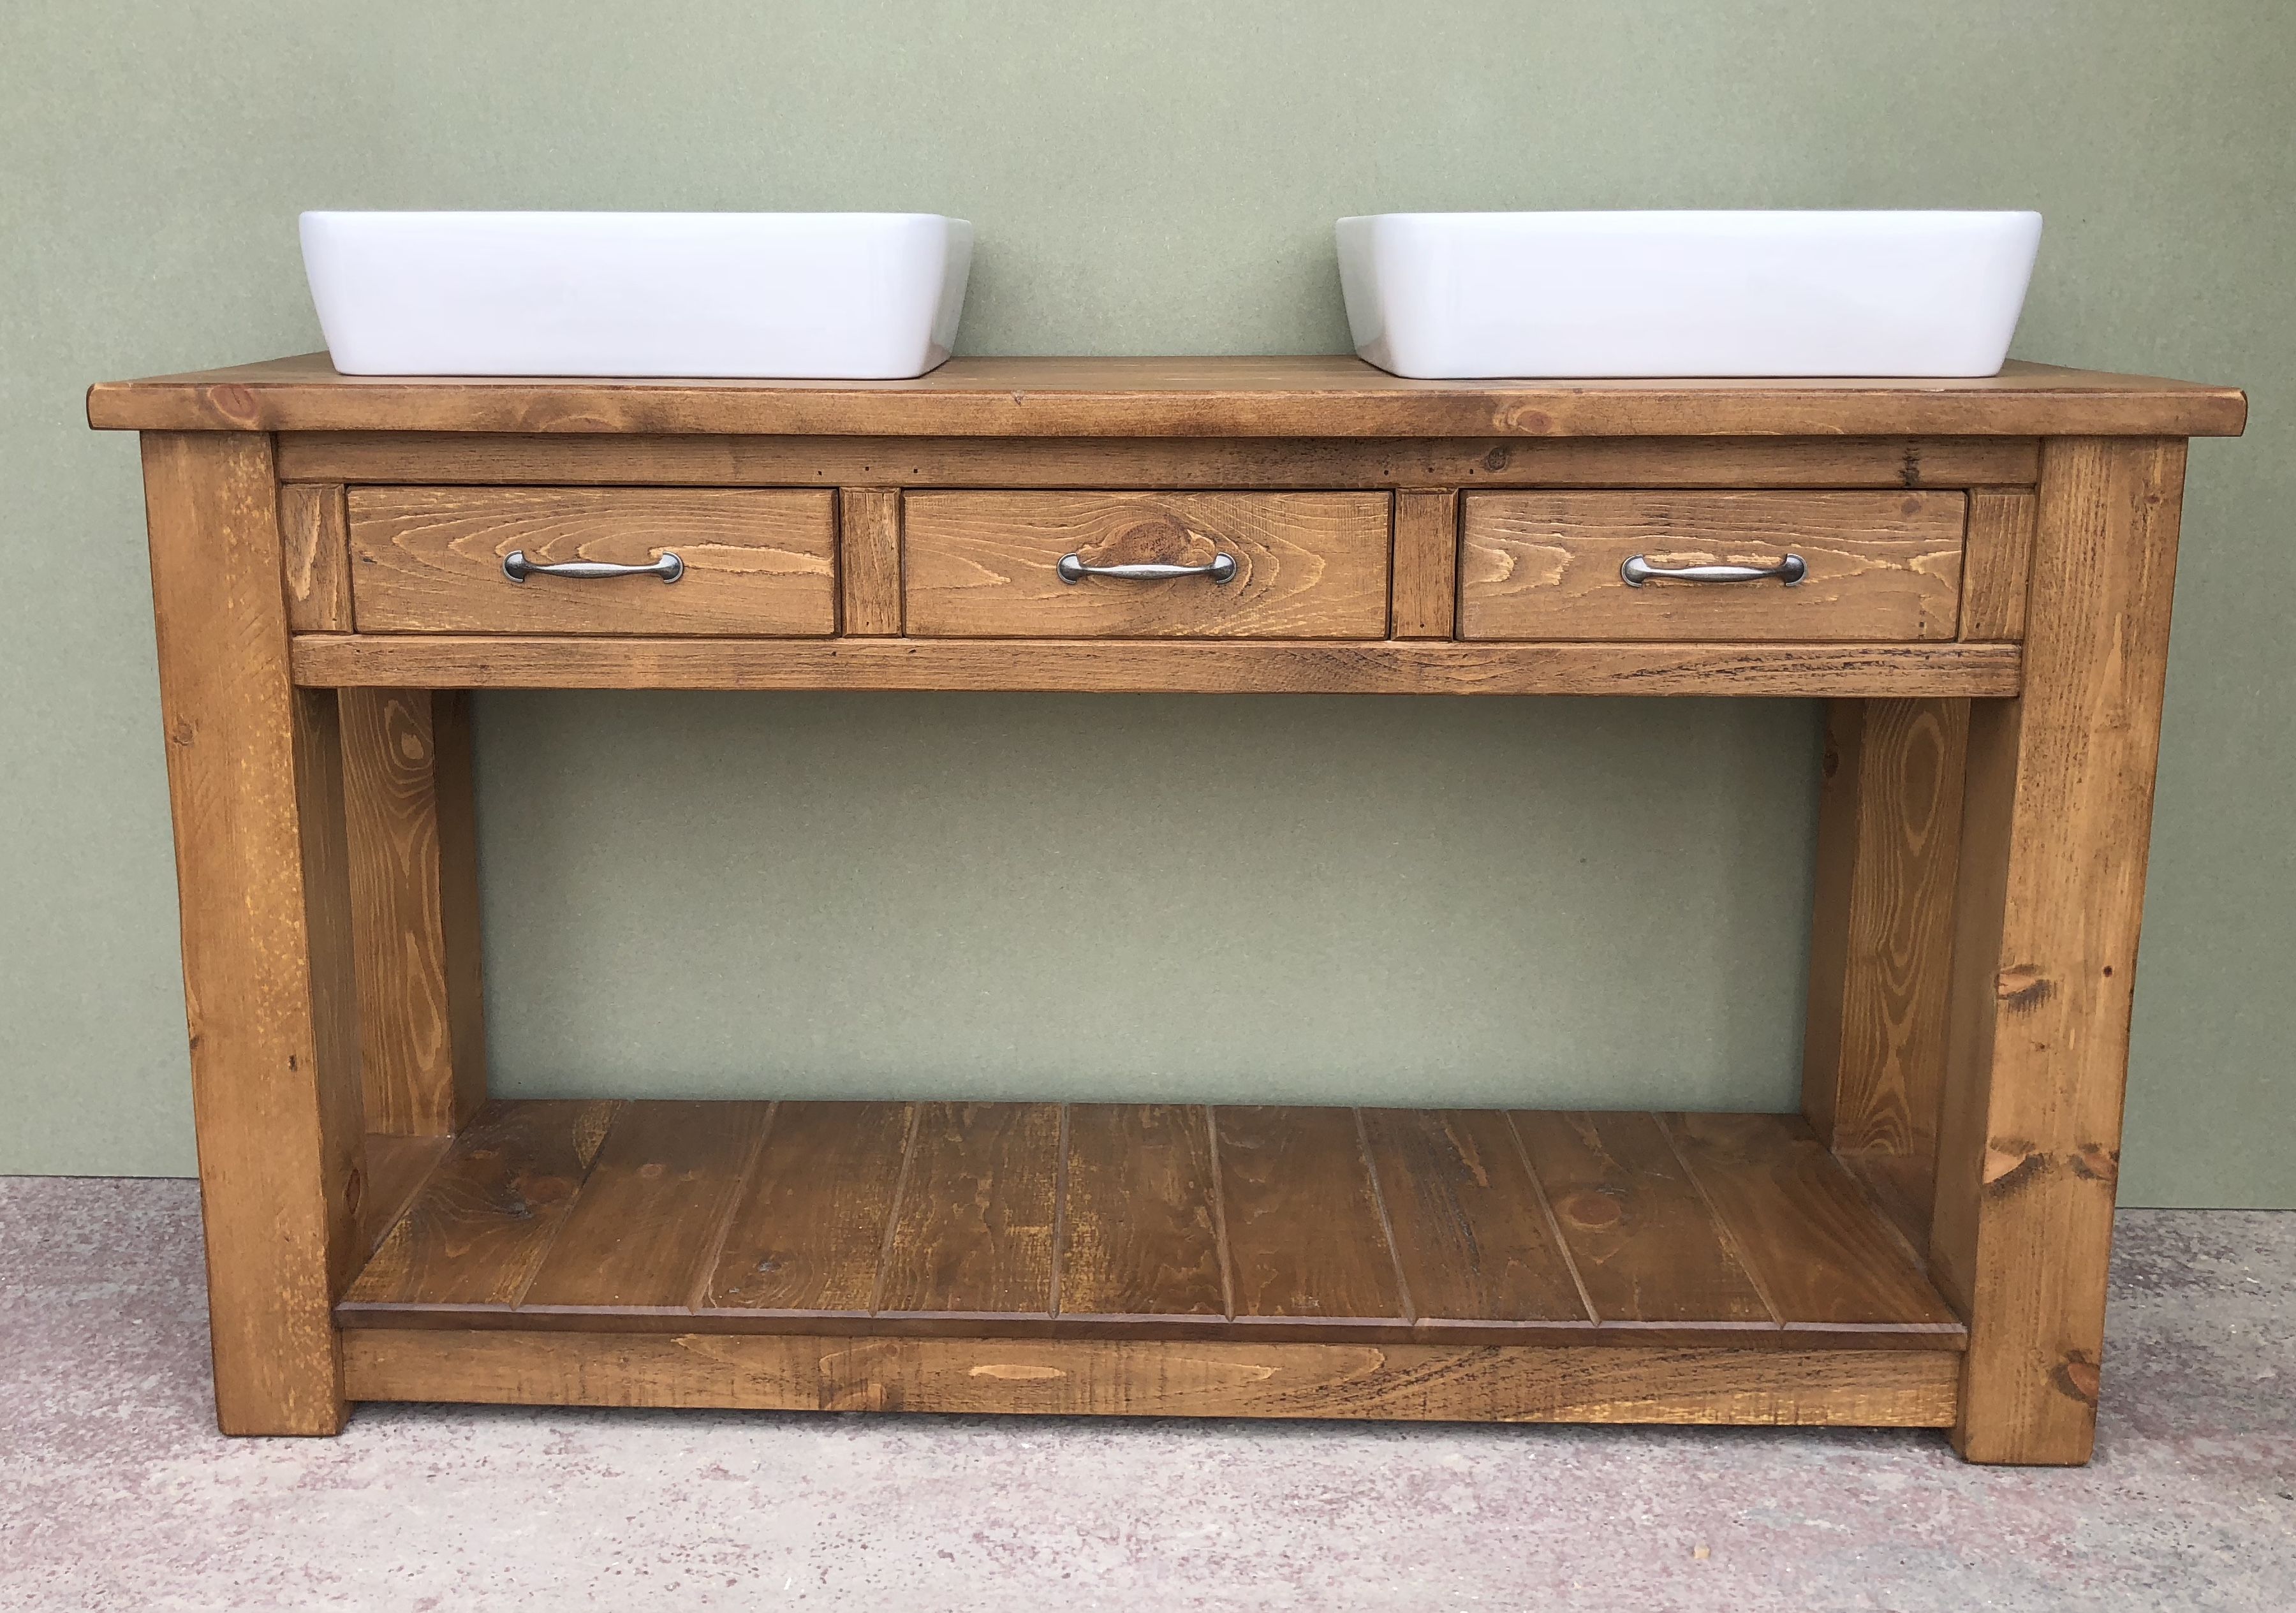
<box><xmin>1621</xmin><ymin>553</ymin><xmax>1806</xmax><ymax>587</ymax></box>
<box><xmin>1057</xmin><ymin>552</ymin><xmax>1238</xmax><ymax>584</ymax></box>
<box><xmin>503</xmin><ymin>550</ymin><xmax>684</xmax><ymax>584</ymax></box>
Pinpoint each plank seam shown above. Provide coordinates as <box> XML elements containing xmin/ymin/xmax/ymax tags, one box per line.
<box><xmin>867</xmin><ymin>1103</ymin><xmax>924</xmax><ymax>1317</ymax></box>
<box><xmin>500</xmin><ymin>1100</ymin><xmax>626</xmax><ymax>1311</ymax></box>
<box><xmin>685</xmin><ymin>1100</ymin><xmax>777</xmax><ymax>1312</ymax></box>
<box><xmin>1503</xmin><ymin>1112</ymin><xmax>1601</xmax><ymax>1327</ymax></box>
<box><xmin>1050</xmin><ymin>1103</ymin><xmax>1071</xmax><ymax>1318</ymax></box>
<box><xmin>1656</xmin><ymin>1113</ymin><xmax>1786</xmax><ymax>1330</ymax></box>
<box><xmin>1354</xmin><ymin>1108</ymin><xmax>1417</xmax><ymax>1325</ymax></box>
<box><xmin>1203</xmin><ymin>1105</ymin><xmax>1237</xmax><ymax>1322</ymax></box>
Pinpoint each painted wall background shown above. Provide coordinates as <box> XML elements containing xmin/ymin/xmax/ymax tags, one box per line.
<box><xmin>1</xmin><ymin>0</ymin><xmax>2287</xmax><ymax>1204</ymax></box>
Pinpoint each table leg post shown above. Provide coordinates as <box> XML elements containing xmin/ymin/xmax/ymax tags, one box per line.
<box><xmin>341</xmin><ymin>688</ymin><xmax>489</xmax><ymax>1134</ymax></box>
<box><xmin>1931</xmin><ymin>437</ymin><xmax>2188</xmax><ymax>1465</ymax></box>
<box><xmin>141</xmin><ymin>432</ymin><xmax>363</xmax><ymax>1435</ymax></box>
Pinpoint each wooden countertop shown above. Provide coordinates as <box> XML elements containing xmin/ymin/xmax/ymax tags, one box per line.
<box><xmin>88</xmin><ymin>353</ymin><xmax>2248</xmax><ymax>439</ymax></box>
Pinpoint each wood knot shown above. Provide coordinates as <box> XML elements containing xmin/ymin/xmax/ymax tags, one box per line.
<box><xmin>205</xmin><ymin>383</ymin><xmax>258</xmax><ymax>424</ymax></box>
<box><xmin>1557</xmin><ymin>1190</ymin><xmax>1623</xmax><ymax>1230</ymax></box>
<box><xmin>1483</xmin><ymin>446</ymin><xmax>1511</xmax><ymax>471</ymax></box>
<box><xmin>1996</xmin><ymin>966</ymin><xmax>2053</xmax><ymax>1010</ymax></box>
<box><xmin>2068</xmin><ymin>1144</ymin><xmax>2119</xmax><ymax>1184</ymax></box>
<box><xmin>1078</xmin><ymin>515</ymin><xmax>1209</xmax><ymax>569</ymax></box>
<box><xmin>2052</xmin><ymin>1352</ymin><xmax>2101</xmax><ymax>1406</ymax></box>
<box><xmin>1982</xmin><ymin>1138</ymin><xmax>2046</xmax><ymax>1195</ymax></box>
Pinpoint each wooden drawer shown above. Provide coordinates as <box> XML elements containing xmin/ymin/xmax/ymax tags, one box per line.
<box><xmin>1459</xmin><ymin>491</ymin><xmax>1966</xmax><ymax>642</ymax></box>
<box><xmin>347</xmin><ymin>487</ymin><xmax>837</xmax><ymax>635</ymax></box>
<box><xmin>902</xmin><ymin>491</ymin><xmax>1392</xmax><ymax>638</ymax></box>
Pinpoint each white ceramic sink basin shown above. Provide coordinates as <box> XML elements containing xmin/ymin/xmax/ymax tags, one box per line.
<box><xmin>1336</xmin><ymin>210</ymin><xmax>2042</xmax><ymax>379</ymax></box>
<box><xmin>300</xmin><ymin>212</ymin><xmax>973</xmax><ymax>378</ymax></box>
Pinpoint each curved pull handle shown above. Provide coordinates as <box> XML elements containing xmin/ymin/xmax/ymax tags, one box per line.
<box><xmin>504</xmin><ymin>550</ymin><xmax>684</xmax><ymax>584</ymax></box>
<box><xmin>1057</xmin><ymin>552</ymin><xmax>1238</xmax><ymax>584</ymax></box>
<box><xmin>1621</xmin><ymin>553</ymin><xmax>1807</xmax><ymax>587</ymax></box>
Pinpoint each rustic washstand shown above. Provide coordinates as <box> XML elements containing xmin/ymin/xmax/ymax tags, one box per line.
<box><xmin>90</xmin><ymin>355</ymin><xmax>2246</xmax><ymax>1464</ymax></box>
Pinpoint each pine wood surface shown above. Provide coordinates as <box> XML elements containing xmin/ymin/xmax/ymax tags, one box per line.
<box><xmin>1459</xmin><ymin>490</ymin><xmax>1966</xmax><ymax>642</ymax></box>
<box><xmin>277</xmin><ymin>483</ymin><xmax>352</xmax><ymax>632</ymax></box>
<box><xmin>337</xmin><ymin>1100</ymin><xmax>1965</xmax><ymax>1352</ymax></box>
<box><xmin>288</xmin><ymin>635</ymin><xmax>2024</xmax><ymax>697</ymax></box>
<box><xmin>346</xmin><ymin>487</ymin><xmax>837</xmax><ymax>635</ymax></box>
<box><xmin>88</xmin><ymin>354</ymin><xmax>2248</xmax><ymax>438</ymax></box>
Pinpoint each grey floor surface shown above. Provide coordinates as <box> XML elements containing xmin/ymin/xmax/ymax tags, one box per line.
<box><xmin>1</xmin><ymin>1177</ymin><xmax>2289</xmax><ymax>1612</ymax></box>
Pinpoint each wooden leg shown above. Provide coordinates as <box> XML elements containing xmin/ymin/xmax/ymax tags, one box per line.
<box><xmin>141</xmin><ymin>433</ymin><xmax>362</xmax><ymax>1435</ymax></box>
<box><xmin>1931</xmin><ymin>438</ymin><xmax>2188</xmax><ymax>1465</ymax></box>
<box><xmin>342</xmin><ymin>688</ymin><xmax>489</xmax><ymax>1135</ymax></box>
<box><xmin>1800</xmin><ymin>697</ymin><xmax>1969</xmax><ymax>1248</ymax></box>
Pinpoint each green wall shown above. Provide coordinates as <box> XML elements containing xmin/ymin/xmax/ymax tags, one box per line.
<box><xmin>3</xmin><ymin>1</ymin><xmax>2287</xmax><ymax>1204</ymax></box>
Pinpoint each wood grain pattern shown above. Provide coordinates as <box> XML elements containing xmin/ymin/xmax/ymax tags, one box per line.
<box><xmin>902</xmin><ymin>491</ymin><xmax>1391</xmax><ymax>639</ymax></box>
<box><xmin>360</xmin><ymin>1133</ymin><xmax>451</xmax><ymax>1258</ymax></box>
<box><xmin>837</xmin><ymin>487</ymin><xmax>902</xmax><ymax>635</ymax></box>
<box><xmin>874</xmin><ymin>1103</ymin><xmax>1061</xmax><ymax>1317</ymax></box>
<box><xmin>275</xmin><ymin>432</ymin><xmax>2043</xmax><ymax>492</ymax></box>
<box><xmin>1662</xmin><ymin>1113</ymin><xmax>1962</xmax><ymax>1339</ymax></box>
<box><xmin>1961</xmin><ymin>489</ymin><xmax>2038</xmax><ymax>640</ymax></box>
<box><xmin>1390</xmin><ymin>490</ymin><xmax>1458</xmax><ymax>638</ymax></box>
<box><xmin>290</xmin><ymin>634</ymin><xmax>2024</xmax><ymax>698</ymax></box>
<box><xmin>347</xmin><ymin>487</ymin><xmax>835</xmax><ymax>635</ymax></box>
<box><xmin>341</xmin><ymin>688</ymin><xmax>487</xmax><ymax>1135</ymax></box>
<box><xmin>1512</xmin><ymin>1112</ymin><xmax>1772</xmax><ymax>1330</ymax></box>
<box><xmin>343</xmin><ymin>1330</ymin><xmax>1959</xmax><ymax>1426</ymax></box>
<box><xmin>520</xmin><ymin>1101</ymin><xmax>772</xmax><ymax>1314</ymax></box>
<box><xmin>1931</xmin><ymin>438</ymin><xmax>2189</xmax><ymax>1466</ymax></box>
<box><xmin>1360</xmin><ymin>1108</ymin><xmax>1589</xmax><ymax>1325</ymax></box>
<box><xmin>1058</xmin><ymin>1105</ymin><xmax>1226</xmax><ymax>1320</ymax></box>
<box><xmin>1841</xmin><ymin>1149</ymin><xmax>1939</xmax><ymax>1260</ymax></box>
<box><xmin>1214</xmin><ymin>1106</ymin><xmax>1405</xmax><ymax>1322</ymax></box>
<box><xmin>339</xmin><ymin>1100</ymin><xmax>621</xmax><ymax>1314</ymax></box>
<box><xmin>89</xmin><ymin>353</ymin><xmax>2248</xmax><ymax>439</ymax></box>
<box><xmin>277</xmin><ymin>483</ymin><xmax>352</xmax><ymax>631</ymax></box>
<box><xmin>1800</xmin><ymin>697</ymin><xmax>1967</xmax><ymax>1170</ymax></box>
<box><xmin>1460</xmin><ymin>491</ymin><xmax>1966</xmax><ymax>642</ymax></box>
<box><xmin>703</xmin><ymin>1101</ymin><xmax>915</xmax><ymax>1314</ymax></box>
<box><xmin>139</xmin><ymin>432</ymin><xmax>361</xmax><ymax>1436</ymax></box>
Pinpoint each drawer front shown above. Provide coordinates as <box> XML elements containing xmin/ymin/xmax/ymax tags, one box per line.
<box><xmin>348</xmin><ymin>487</ymin><xmax>837</xmax><ymax>635</ymax></box>
<box><xmin>902</xmin><ymin>491</ymin><xmax>1392</xmax><ymax>639</ymax></box>
<box><xmin>1459</xmin><ymin>491</ymin><xmax>1966</xmax><ymax>642</ymax></box>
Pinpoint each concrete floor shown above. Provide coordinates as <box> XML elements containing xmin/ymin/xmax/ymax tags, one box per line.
<box><xmin>1</xmin><ymin>1179</ymin><xmax>2289</xmax><ymax>1612</ymax></box>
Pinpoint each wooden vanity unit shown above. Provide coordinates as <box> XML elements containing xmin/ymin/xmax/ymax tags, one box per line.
<box><xmin>89</xmin><ymin>354</ymin><xmax>2246</xmax><ymax>1464</ymax></box>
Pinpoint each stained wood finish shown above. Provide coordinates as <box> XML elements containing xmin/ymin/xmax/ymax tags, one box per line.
<box><xmin>1059</xmin><ymin>1105</ymin><xmax>1226</xmax><ymax>1320</ymax></box>
<box><xmin>341</xmin><ymin>688</ymin><xmax>487</xmax><ymax>1135</ymax></box>
<box><xmin>1459</xmin><ymin>491</ymin><xmax>1966</xmax><ymax>642</ymax></box>
<box><xmin>1390</xmin><ymin>490</ymin><xmax>1459</xmax><ymax>638</ymax></box>
<box><xmin>277</xmin><ymin>483</ymin><xmax>352</xmax><ymax>631</ymax></box>
<box><xmin>1512</xmin><ymin>1111</ymin><xmax>1773</xmax><ymax>1332</ymax></box>
<box><xmin>346</xmin><ymin>487</ymin><xmax>836</xmax><ymax>635</ymax></box>
<box><xmin>837</xmin><ymin>487</ymin><xmax>902</xmax><ymax>635</ymax></box>
<box><xmin>902</xmin><ymin>491</ymin><xmax>1391</xmax><ymax>639</ymax></box>
<box><xmin>139</xmin><ymin>432</ymin><xmax>362</xmax><ymax>1436</ymax></box>
<box><xmin>1661</xmin><ymin>1113</ymin><xmax>1962</xmax><ymax>1340</ymax></box>
<box><xmin>290</xmin><ymin>634</ymin><xmax>2025</xmax><ymax>698</ymax></box>
<box><xmin>89</xmin><ymin>353</ymin><xmax>2248</xmax><ymax>438</ymax></box>
<box><xmin>274</xmin><ymin>432</ymin><xmax>2042</xmax><ymax>492</ymax></box>
<box><xmin>520</xmin><ymin>1101</ymin><xmax>772</xmax><ymax>1314</ymax></box>
<box><xmin>342</xmin><ymin>1101</ymin><xmax>1960</xmax><ymax>1352</ymax></box>
<box><xmin>1841</xmin><ymin>1150</ymin><xmax>1940</xmax><ymax>1260</ymax></box>
<box><xmin>874</xmin><ymin>1102</ymin><xmax>1062</xmax><ymax>1317</ymax></box>
<box><xmin>1932</xmin><ymin>437</ymin><xmax>2190</xmax><ymax>1466</ymax></box>
<box><xmin>338</xmin><ymin>1100</ymin><xmax>621</xmax><ymax>1315</ymax></box>
<box><xmin>344</xmin><ymin>1330</ymin><xmax>1959</xmax><ymax>1427</ymax></box>
<box><xmin>1360</xmin><ymin>1108</ymin><xmax>1588</xmax><ymax>1326</ymax></box>
<box><xmin>1800</xmin><ymin>697</ymin><xmax>1967</xmax><ymax>1173</ymax></box>
<box><xmin>1961</xmin><ymin>489</ymin><xmax>2038</xmax><ymax>640</ymax></box>
<box><xmin>703</xmin><ymin>1100</ymin><xmax>915</xmax><ymax>1314</ymax></box>
<box><xmin>360</xmin><ymin>1133</ymin><xmax>452</xmax><ymax>1258</ymax></box>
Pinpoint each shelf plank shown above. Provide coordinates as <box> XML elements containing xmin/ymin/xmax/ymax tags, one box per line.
<box><xmin>702</xmin><ymin>1100</ymin><xmax>915</xmax><ymax>1314</ymax></box>
<box><xmin>874</xmin><ymin>1102</ymin><xmax>1061</xmax><ymax>1317</ymax></box>
<box><xmin>1059</xmin><ymin>1105</ymin><xmax>1226</xmax><ymax>1320</ymax></box>
<box><xmin>1214</xmin><ymin>1106</ymin><xmax>1405</xmax><ymax>1323</ymax></box>
<box><xmin>1512</xmin><ymin>1111</ymin><xmax>1774</xmax><ymax>1330</ymax></box>
<box><xmin>343</xmin><ymin>1329</ymin><xmax>1961</xmax><ymax>1427</ymax></box>
<box><xmin>520</xmin><ymin>1100</ymin><xmax>772</xmax><ymax>1314</ymax></box>
<box><xmin>1663</xmin><ymin>1114</ymin><xmax>1962</xmax><ymax>1338</ymax></box>
<box><xmin>1360</xmin><ymin>1108</ymin><xmax>1590</xmax><ymax>1326</ymax></box>
<box><xmin>341</xmin><ymin>1100</ymin><xmax>621</xmax><ymax>1312</ymax></box>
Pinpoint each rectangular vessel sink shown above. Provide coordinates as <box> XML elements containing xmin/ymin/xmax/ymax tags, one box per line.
<box><xmin>301</xmin><ymin>212</ymin><xmax>973</xmax><ymax>379</ymax></box>
<box><xmin>1336</xmin><ymin>210</ymin><xmax>2042</xmax><ymax>379</ymax></box>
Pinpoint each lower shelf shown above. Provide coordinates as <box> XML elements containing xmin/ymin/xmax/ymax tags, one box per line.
<box><xmin>343</xmin><ymin>1101</ymin><xmax>1961</xmax><ymax>1354</ymax></box>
